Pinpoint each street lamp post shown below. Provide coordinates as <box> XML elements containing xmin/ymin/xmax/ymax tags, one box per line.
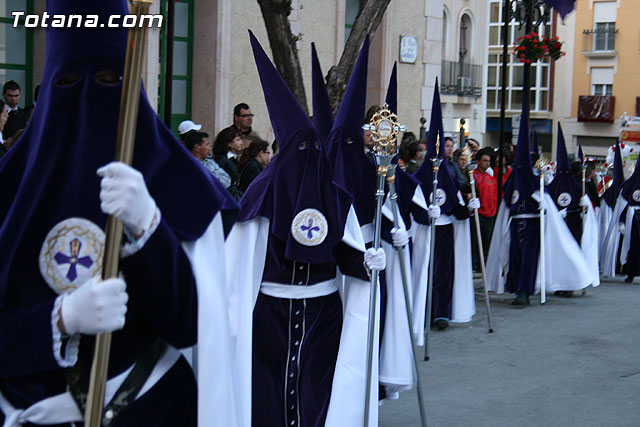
<box><xmin>497</xmin><ymin>0</ymin><xmax>550</xmax><ymax>202</ymax></box>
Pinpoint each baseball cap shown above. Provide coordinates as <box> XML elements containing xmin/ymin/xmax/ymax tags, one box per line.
<box><xmin>178</xmin><ymin>120</ymin><xmax>202</xmax><ymax>135</ymax></box>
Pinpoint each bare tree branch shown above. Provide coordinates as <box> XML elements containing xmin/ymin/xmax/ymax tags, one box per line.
<box><xmin>326</xmin><ymin>0</ymin><xmax>392</xmax><ymax>113</ymax></box>
<box><xmin>257</xmin><ymin>0</ymin><xmax>392</xmax><ymax>115</ymax></box>
<box><xmin>257</xmin><ymin>0</ymin><xmax>308</xmax><ymax>113</ymax></box>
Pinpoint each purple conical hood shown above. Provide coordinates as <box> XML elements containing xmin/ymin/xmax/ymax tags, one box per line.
<box><xmin>330</xmin><ymin>33</ymin><xmax>370</xmax><ymax>147</ymax></box>
<box><xmin>385</xmin><ymin>63</ymin><xmax>398</xmax><ymax>114</ymax></box>
<box><xmin>555</xmin><ymin>122</ymin><xmax>570</xmax><ymax>172</ymax></box>
<box><xmin>249</xmin><ymin>30</ymin><xmax>314</xmax><ymax>150</ymax></box>
<box><xmin>503</xmin><ymin>93</ymin><xmax>539</xmax><ymax>212</ymax></box>
<box><xmin>239</xmin><ymin>31</ymin><xmax>352</xmax><ymax>263</ymax></box>
<box><xmin>547</xmin><ymin>122</ymin><xmax>580</xmax><ymax>210</ymax></box>
<box><xmin>311</xmin><ymin>43</ymin><xmax>334</xmax><ymax>142</ymax></box>
<box><xmin>413</xmin><ymin>79</ymin><xmax>462</xmax><ymax>216</ymax></box>
<box><xmin>577</xmin><ymin>144</ymin><xmax>584</xmax><ymax>163</ymax></box>
<box><xmin>324</xmin><ymin>35</ymin><xmax>376</xmax><ymax>227</ymax></box>
<box><xmin>531</xmin><ymin>131</ymin><xmax>540</xmax><ymax>156</ymax></box>
<box><xmin>423</xmin><ymin>78</ymin><xmax>445</xmax><ymax>159</ymax></box>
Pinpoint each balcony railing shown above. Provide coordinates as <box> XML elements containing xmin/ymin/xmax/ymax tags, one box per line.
<box><xmin>441</xmin><ymin>61</ymin><xmax>482</xmax><ymax>98</ymax></box>
<box><xmin>582</xmin><ymin>25</ymin><xmax>618</xmax><ymax>58</ymax></box>
<box><xmin>578</xmin><ymin>95</ymin><xmax>615</xmax><ymax>123</ymax></box>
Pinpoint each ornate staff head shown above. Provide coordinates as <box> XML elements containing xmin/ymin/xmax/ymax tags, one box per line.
<box><xmin>363</xmin><ymin>103</ymin><xmax>405</xmax><ymax>174</ymax></box>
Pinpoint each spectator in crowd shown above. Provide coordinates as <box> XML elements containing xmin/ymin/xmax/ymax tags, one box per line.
<box><xmin>231</xmin><ymin>102</ymin><xmax>259</xmax><ymax>137</ymax></box>
<box><xmin>467</xmin><ymin>138</ymin><xmax>479</xmax><ymax>160</ymax></box>
<box><xmin>213</xmin><ymin>126</ymin><xmax>244</xmax><ymax>200</ymax></box>
<box><xmin>445</xmin><ymin>136</ymin><xmax>468</xmax><ymax>192</ymax></box>
<box><xmin>453</xmin><ymin>147</ymin><xmax>471</xmax><ymax>198</ymax></box>
<box><xmin>185</xmin><ymin>130</ymin><xmax>231</xmax><ymax>188</ymax></box>
<box><xmin>3</xmin><ymin>81</ymin><xmax>27</xmax><ymax>139</ymax></box>
<box><xmin>398</xmin><ymin>133</ymin><xmax>421</xmax><ymax>174</ymax></box>
<box><xmin>4</xmin><ymin>128</ymin><xmax>23</xmax><ymax>150</ymax></box>
<box><xmin>237</xmin><ymin>136</ymin><xmax>270</xmax><ymax>191</ymax></box>
<box><xmin>473</xmin><ymin>147</ymin><xmax>498</xmax><ymax>262</ymax></box>
<box><xmin>178</xmin><ymin>119</ymin><xmax>202</xmax><ymax>142</ymax></box>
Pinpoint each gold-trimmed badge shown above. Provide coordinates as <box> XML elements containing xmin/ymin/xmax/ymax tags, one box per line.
<box><xmin>557</xmin><ymin>192</ymin><xmax>572</xmax><ymax>208</ymax></box>
<box><xmin>39</xmin><ymin>218</ymin><xmax>105</xmax><ymax>295</ymax></box>
<box><xmin>291</xmin><ymin>209</ymin><xmax>328</xmax><ymax>247</ymax></box>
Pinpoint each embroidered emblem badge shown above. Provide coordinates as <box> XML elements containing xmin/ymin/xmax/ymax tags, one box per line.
<box><xmin>433</xmin><ymin>188</ymin><xmax>446</xmax><ymax>207</ymax></box>
<box><xmin>557</xmin><ymin>192</ymin><xmax>572</xmax><ymax>208</ymax></box>
<box><xmin>291</xmin><ymin>209</ymin><xmax>328</xmax><ymax>246</ymax></box>
<box><xmin>39</xmin><ymin>218</ymin><xmax>105</xmax><ymax>295</ymax></box>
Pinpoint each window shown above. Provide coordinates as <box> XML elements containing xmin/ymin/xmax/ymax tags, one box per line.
<box><xmin>345</xmin><ymin>0</ymin><xmax>364</xmax><ymax>44</ymax></box>
<box><xmin>486</xmin><ymin>0</ymin><xmax>552</xmax><ymax>113</ymax></box>
<box><xmin>459</xmin><ymin>14</ymin><xmax>471</xmax><ymax>63</ymax></box>
<box><xmin>590</xmin><ymin>67</ymin><xmax>614</xmax><ymax>96</ymax></box>
<box><xmin>594</xmin><ymin>22</ymin><xmax>615</xmax><ymax>51</ymax></box>
<box><xmin>442</xmin><ymin>9</ymin><xmax>448</xmax><ymax>59</ymax></box>
<box><xmin>158</xmin><ymin>0</ymin><xmax>194</xmax><ymax>134</ymax></box>
<box><xmin>0</xmin><ymin>0</ymin><xmax>34</xmax><ymax>107</ymax></box>
<box><xmin>593</xmin><ymin>2</ymin><xmax>616</xmax><ymax>51</ymax></box>
<box><xmin>592</xmin><ymin>84</ymin><xmax>612</xmax><ymax>96</ymax></box>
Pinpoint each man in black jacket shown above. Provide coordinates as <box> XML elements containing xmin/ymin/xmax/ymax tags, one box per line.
<box><xmin>3</xmin><ymin>81</ymin><xmax>28</xmax><ymax>139</ymax></box>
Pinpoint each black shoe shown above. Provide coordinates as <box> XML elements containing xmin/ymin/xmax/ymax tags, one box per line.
<box><xmin>554</xmin><ymin>291</ymin><xmax>564</xmax><ymax>297</ymax></box>
<box><xmin>560</xmin><ymin>291</ymin><xmax>574</xmax><ymax>298</ymax></box>
<box><xmin>435</xmin><ymin>319</ymin><xmax>449</xmax><ymax>330</ymax></box>
<box><xmin>511</xmin><ymin>292</ymin><xmax>529</xmax><ymax>306</ymax></box>
<box><xmin>625</xmin><ymin>275</ymin><xmax>635</xmax><ymax>283</ymax></box>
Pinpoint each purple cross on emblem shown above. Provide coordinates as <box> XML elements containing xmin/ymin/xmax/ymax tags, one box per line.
<box><xmin>54</xmin><ymin>238</ymin><xmax>93</xmax><ymax>282</ymax></box>
<box><xmin>300</xmin><ymin>218</ymin><xmax>320</xmax><ymax>239</ymax></box>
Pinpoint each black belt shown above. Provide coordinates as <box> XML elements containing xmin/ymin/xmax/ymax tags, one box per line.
<box><xmin>65</xmin><ymin>338</ymin><xmax>166</xmax><ymax>426</ymax></box>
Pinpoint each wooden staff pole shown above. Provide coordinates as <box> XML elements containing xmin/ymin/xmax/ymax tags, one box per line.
<box><xmin>85</xmin><ymin>2</ymin><xmax>152</xmax><ymax>425</ymax></box>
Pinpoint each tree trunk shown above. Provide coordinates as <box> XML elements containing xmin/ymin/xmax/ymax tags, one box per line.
<box><xmin>257</xmin><ymin>0</ymin><xmax>308</xmax><ymax>114</ymax></box>
<box><xmin>257</xmin><ymin>0</ymin><xmax>392</xmax><ymax>114</ymax></box>
<box><xmin>326</xmin><ymin>0</ymin><xmax>391</xmax><ymax>113</ymax></box>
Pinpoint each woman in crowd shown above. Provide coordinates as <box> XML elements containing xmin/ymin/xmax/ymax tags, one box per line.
<box><xmin>213</xmin><ymin>126</ymin><xmax>244</xmax><ymax>184</ymax></box>
<box><xmin>237</xmin><ymin>136</ymin><xmax>271</xmax><ymax>191</ymax></box>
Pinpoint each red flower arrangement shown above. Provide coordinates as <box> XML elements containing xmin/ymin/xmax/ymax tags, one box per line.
<box><xmin>513</xmin><ymin>32</ymin><xmax>565</xmax><ymax>64</ymax></box>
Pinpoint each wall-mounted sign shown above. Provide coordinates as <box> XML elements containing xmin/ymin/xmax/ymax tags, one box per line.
<box><xmin>399</xmin><ymin>36</ymin><xmax>418</xmax><ymax>64</ymax></box>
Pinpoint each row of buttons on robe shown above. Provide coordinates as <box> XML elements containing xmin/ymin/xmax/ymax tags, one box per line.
<box><xmin>286</xmin><ymin>298</ymin><xmax>305</xmax><ymax>426</ymax></box>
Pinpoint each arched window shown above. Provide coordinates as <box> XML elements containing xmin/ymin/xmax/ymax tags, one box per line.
<box><xmin>442</xmin><ymin>9</ymin><xmax>448</xmax><ymax>59</ymax></box>
<box><xmin>459</xmin><ymin>13</ymin><xmax>472</xmax><ymax>63</ymax></box>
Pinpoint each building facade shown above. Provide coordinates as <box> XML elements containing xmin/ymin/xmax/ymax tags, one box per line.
<box><xmin>555</xmin><ymin>0</ymin><xmax>640</xmax><ymax>160</ymax></box>
<box><xmin>11</xmin><ymin>1</ymin><xmax>494</xmax><ymax>148</ymax></box>
<box><xmin>484</xmin><ymin>0</ymin><xmax>556</xmax><ymax>156</ymax></box>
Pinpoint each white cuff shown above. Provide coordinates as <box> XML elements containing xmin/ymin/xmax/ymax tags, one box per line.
<box><xmin>121</xmin><ymin>207</ymin><xmax>161</xmax><ymax>258</ymax></box>
<box><xmin>51</xmin><ymin>296</ymin><xmax>80</xmax><ymax>368</ymax></box>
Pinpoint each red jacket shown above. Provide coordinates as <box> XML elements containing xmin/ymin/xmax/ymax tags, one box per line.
<box><xmin>474</xmin><ymin>169</ymin><xmax>497</xmax><ymax>217</ymax></box>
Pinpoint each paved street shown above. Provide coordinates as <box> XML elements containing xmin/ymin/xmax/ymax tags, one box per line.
<box><xmin>379</xmin><ymin>277</ymin><xmax>640</xmax><ymax>427</ymax></box>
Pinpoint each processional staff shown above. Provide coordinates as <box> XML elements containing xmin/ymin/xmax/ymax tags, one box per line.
<box><xmin>424</xmin><ymin>136</ymin><xmax>441</xmax><ymax>362</ymax></box>
<box><xmin>85</xmin><ymin>1</ymin><xmax>153</xmax><ymax>426</ymax></box>
<box><xmin>468</xmin><ymin>166</ymin><xmax>495</xmax><ymax>333</ymax></box>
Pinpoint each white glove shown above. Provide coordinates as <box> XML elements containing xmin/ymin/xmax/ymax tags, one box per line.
<box><xmin>579</xmin><ymin>197</ymin><xmax>591</xmax><ymax>208</ymax></box>
<box><xmin>97</xmin><ymin>162</ymin><xmax>157</xmax><ymax>236</ymax></box>
<box><xmin>468</xmin><ymin>197</ymin><xmax>481</xmax><ymax>211</ymax></box>
<box><xmin>427</xmin><ymin>204</ymin><xmax>441</xmax><ymax>219</ymax></box>
<box><xmin>391</xmin><ymin>227</ymin><xmax>409</xmax><ymax>248</ymax></box>
<box><xmin>618</xmin><ymin>222</ymin><xmax>625</xmax><ymax>235</ymax></box>
<box><xmin>364</xmin><ymin>248</ymin><xmax>386</xmax><ymax>271</ymax></box>
<box><xmin>61</xmin><ymin>276</ymin><xmax>128</xmax><ymax>335</ymax></box>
